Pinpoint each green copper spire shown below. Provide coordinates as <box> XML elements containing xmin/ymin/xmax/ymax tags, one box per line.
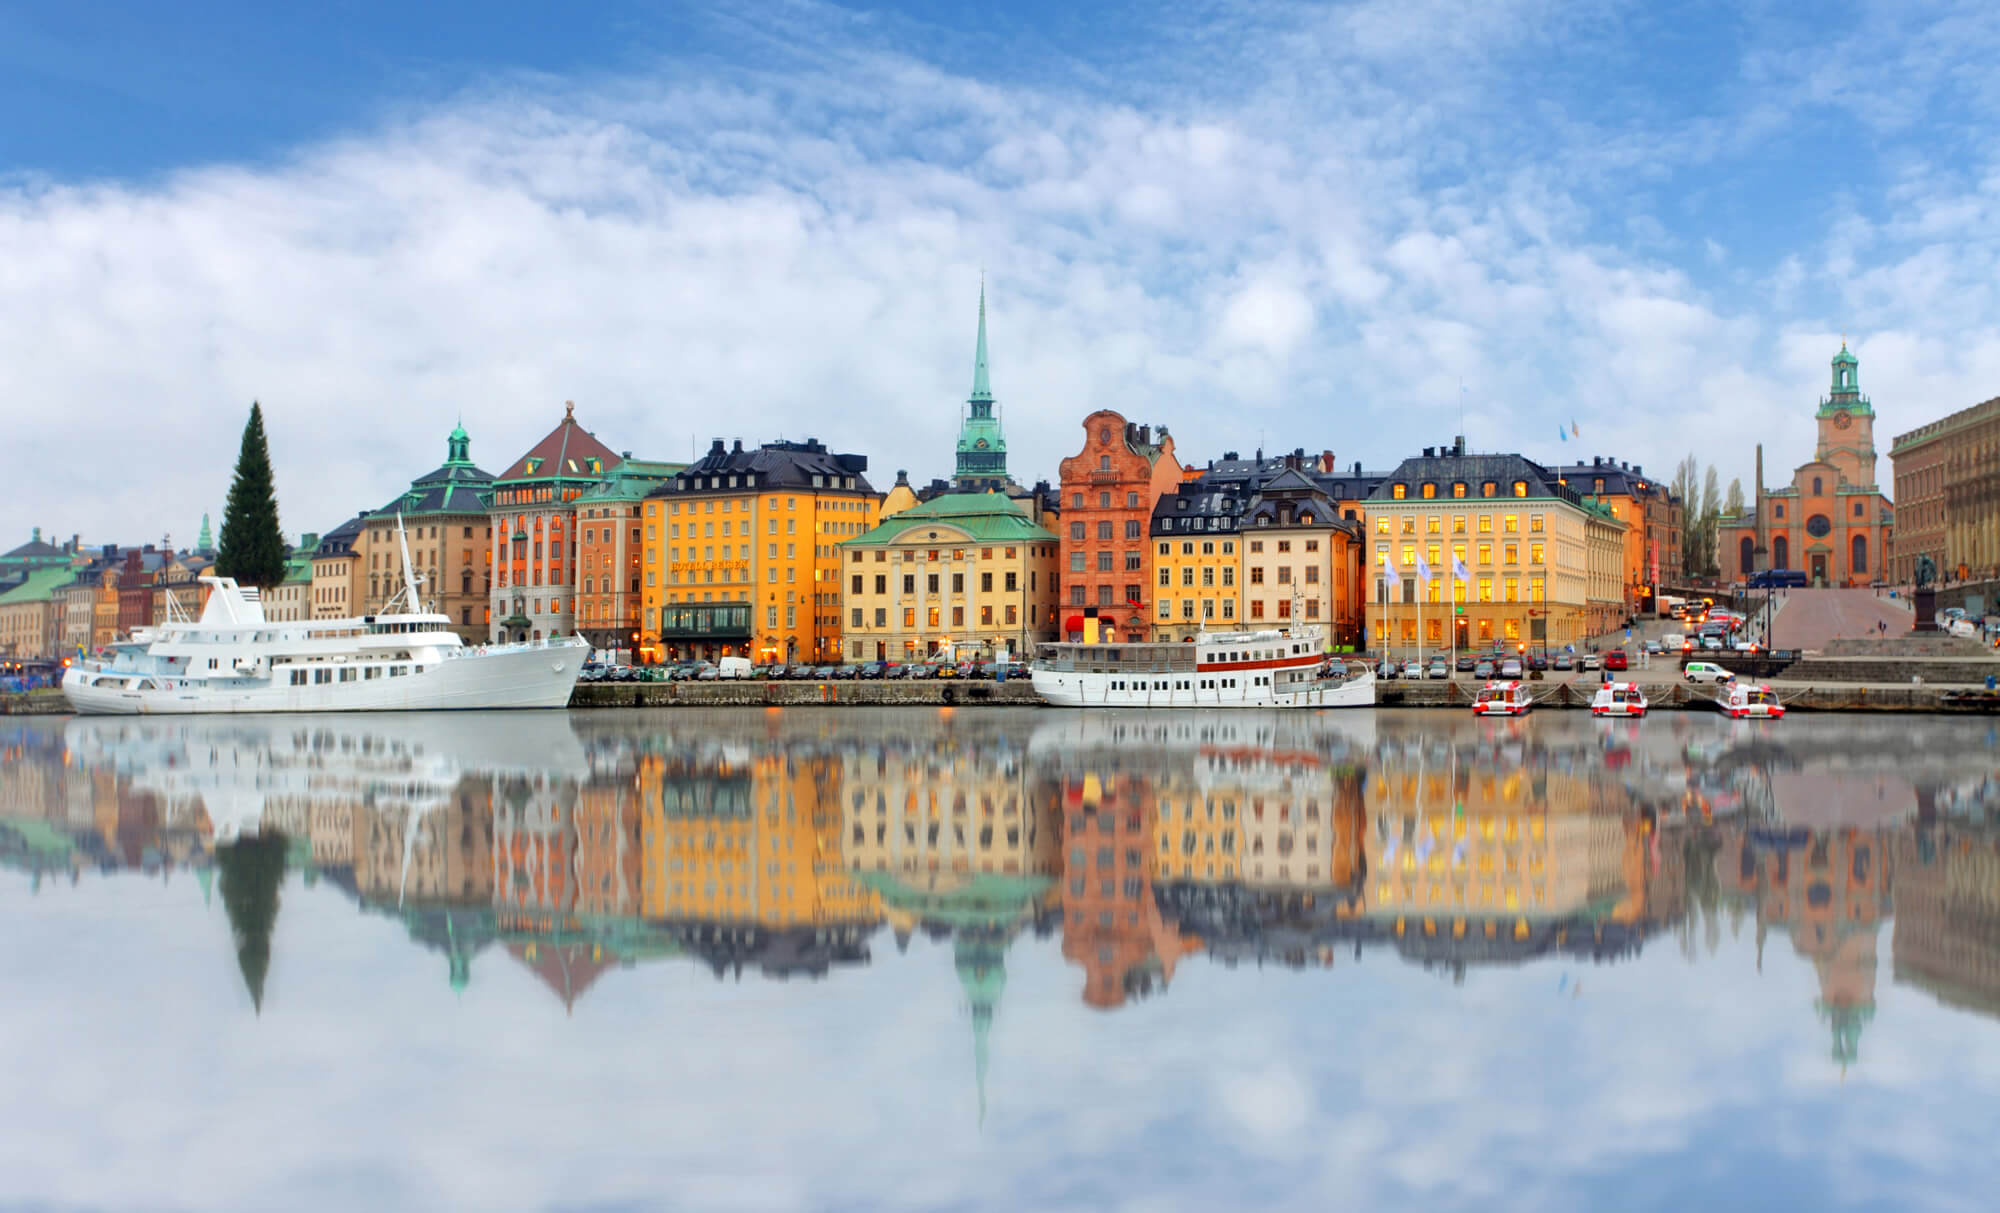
<box><xmin>969</xmin><ymin>280</ymin><xmax>993</xmax><ymax>407</ymax></box>
<box><xmin>197</xmin><ymin>513</ymin><xmax>214</xmax><ymax>554</ymax></box>
<box><xmin>954</xmin><ymin>282</ymin><xmax>1008</xmax><ymax>490</ymax></box>
<box><xmin>447</xmin><ymin>419</ymin><xmax>472</xmax><ymax>465</ymax></box>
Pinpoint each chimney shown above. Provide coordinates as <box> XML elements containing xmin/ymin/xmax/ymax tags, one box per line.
<box><xmin>732</xmin><ymin>438</ymin><xmax>744</xmax><ymax>453</ymax></box>
<box><xmin>1139</xmin><ymin>425</ymin><xmax>1151</xmax><ymax>445</ymax></box>
<box><xmin>1423</xmin><ymin>447</ymin><xmax>1436</xmax><ymax>458</ymax></box>
<box><xmin>708</xmin><ymin>438</ymin><xmax>725</xmax><ymax>455</ymax></box>
<box><xmin>1353</xmin><ymin>461</ymin><xmax>1362</xmax><ymax>475</ymax></box>
<box><xmin>1453</xmin><ymin>435</ymin><xmax>1466</xmax><ymax>456</ymax></box>
<box><xmin>622</xmin><ymin>450</ymin><xmax>633</xmax><ymax>459</ymax></box>
<box><xmin>1344</xmin><ymin>509</ymin><xmax>1357</xmax><ymax>521</ymax></box>
<box><xmin>1633</xmin><ymin>465</ymin><xmax>1642</xmax><ymax>475</ymax></box>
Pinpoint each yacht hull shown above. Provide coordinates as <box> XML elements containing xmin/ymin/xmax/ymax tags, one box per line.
<box><xmin>61</xmin><ymin>644</ymin><xmax>584</xmax><ymax>715</ymax></box>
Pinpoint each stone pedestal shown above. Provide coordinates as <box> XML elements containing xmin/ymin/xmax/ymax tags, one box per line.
<box><xmin>1912</xmin><ymin>586</ymin><xmax>1939</xmax><ymax>633</ymax></box>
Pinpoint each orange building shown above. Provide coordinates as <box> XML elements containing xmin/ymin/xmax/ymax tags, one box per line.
<box><xmin>1056</xmin><ymin>411</ymin><xmax>1181</xmax><ymax>642</ymax></box>
<box><xmin>573</xmin><ymin>458</ymin><xmax>681</xmax><ymax>662</ymax></box>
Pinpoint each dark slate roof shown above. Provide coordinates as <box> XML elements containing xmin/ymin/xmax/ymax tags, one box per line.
<box><xmin>1369</xmin><ymin>451</ymin><xmax>1584</xmax><ymax>507</ymax></box>
<box><xmin>1153</xmin><ymin>456</ymin><xmax>1384</xmax><ymax>538</ymax></box>
<box><xmin>494</xmin><ymin>406</ymin><xmax>624</xmax><ymax>485</ymax></box>
<box><xmin>315</xmin><ymin>514</ymin><xmax>369</xmax><ymax>559</ymax></box>
<box><xmin>1550</xmin><ymin>458</ymin><xmax>1666</xmax><ymax>499</ymax></box>
<box><xmin>381</xmin><ymin>461</ymin><xmax>494</xmax><ymax>517</ymax></box>
<box><xmin>2</xmin><ymin>532</ymin><xmax>65</xmax><ymax>560</ymax></box>
<box><xmin>648</xmin><ymin>438</ymin><xmax>874</xmax><ymax>499</ymax></box>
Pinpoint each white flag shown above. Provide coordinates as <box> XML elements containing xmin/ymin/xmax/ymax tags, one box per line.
<box><xmin>1414</xmin><ymin>552</ymin><xmax>1432</xmax><ymax>587</ymax></box>
<box><xmin>1452</xmin><ymin>556</ymin><xmax>1471</xmax><ymax>582</ymax></box>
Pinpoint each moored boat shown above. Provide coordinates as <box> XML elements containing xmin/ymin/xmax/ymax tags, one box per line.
<box><xmin>62</xmin><ymin>518</ymin><xmax>586</xmax><ymax>715</ymax></box>
<box><xmin>1029</xmin><ymin>625</ymin><xmax>1373</xmax><ymax>709</ymax></box>
<box><xmin>1472</xmin><ymin>680</ymin><xmax>1533</xmax><ymax>716</ymax></box>
<box><xmin>1590</xmin><ymin>681</ymin><xmax>1648</xmax><ymax>718</ymax></box>
<box><xmin>1724</xmin><ymin>683</ymin><xmax>1786</xmax><ymax>719</ymax></box>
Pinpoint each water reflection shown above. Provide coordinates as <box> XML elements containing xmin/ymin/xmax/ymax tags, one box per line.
<box><xmin>5</xmin><ymin>709</ymin><xmax>2000</xmax><ymax>1066</ymax></box>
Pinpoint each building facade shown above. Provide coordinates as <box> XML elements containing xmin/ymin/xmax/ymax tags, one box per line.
<box><xmin>574</xmin><ymin>458</ymin><xmax>681</xmax><ymax>660</ymax></box>
<box><xmin>311</xmin><ymin>515</ymin><xmax>368</xmax><ymax>621</ymax></box>
<box><xmin>1363</xmin><ymin>445</ymin><xmax>1627</xmax><ymax>655</ymax></box>
<box><xmin>639</xmin><ymin>438</ymin><xmax>879</xmax><ymax>665</ymax></box>
<box><xmin>488</xmin><ymin>403</ymin><xmax>624</xmax><ymax>643</ymax></box>
<box><xmin>1552</xmin><ymin>457</ymin><xmax>1681</xmax><ymax>605</ymax></box>
<box><xmin>264</xmin><ymin>537</ymin><xmax>315</xmax><ymax>623</ymax></box>
<box><xmin>367</xmin><ymin>424</ymin><xmax>496</xmax><ymax>641</ymax></box>
<box><xmin>1237</xmin><ymin>469</ymin><xmax>1365</xmax><ymax>644</ymax></box>
<box><xmin>0</xmin><ymin>567</ymin><xmax>70</xmax><ymax>659</ymax></box>
<box><xmin>1890</xmin><ymin>393</ymin><xmax>2000</xmax><ymax>584</ymax></box>
<box><xmin>1721</xmin><ymin>345</ymin><xmax>1895</xmax><ymax>587</ymax></box>
<box><xmin>837</xmin><ymin>493</ymin><xmax>1060</xmax><ymax>664</ymax></box>
<box><xmin>1056</xmin><ymin>411</ymin><xmax>1181</xmax><ymax>643</ymax></box>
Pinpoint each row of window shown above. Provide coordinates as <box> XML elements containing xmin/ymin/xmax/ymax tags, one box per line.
<box><xmin>1378</xmin><ymin>513</ymin><xmax>1542</xmax><ymax>535</ymax></box>
<box><xmin>286</xmin><ymin>663</ymin><xmax>415</xmax><ymax>685</ymax></box>
<box><xmin>848</xmin><ymin>604</ymin><xmax>1027</xmax><ymax>629</ymax></box>
<box><xmin>1377</xmin><ymin>578</ymin><xmax>1545</xmax><ymax>604</ymax></box>
<box><xmin>1071</xmin><ymin>520</ymin><xmax>1146</xmax><ymax>540</ymax></box>
<box><xmin>1389</xmin><ymin>480</ymin><xmax>1530</xmax><ymax>500</ymax></box>
<box><xmin>849</xmin><ymin>571</ymin><xmax>1024</xmax><ymax>596</ymax></box>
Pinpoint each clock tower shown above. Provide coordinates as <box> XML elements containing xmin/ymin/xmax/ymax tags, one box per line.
<box><xmin>1815</xmin><ymin>343</ymin><xmax>1877</xmax><ymax>489</ymax></box>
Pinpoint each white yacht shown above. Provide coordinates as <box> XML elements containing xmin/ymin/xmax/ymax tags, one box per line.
<box><xmin>1029</xmin><ymin>625</ymin><xmax>1374</xmax><ymax>709</ymax></box>
<box><xmin>62</xmin><ymin>519</ymin><xmax>586</xmax><ymax>715</ymax></box>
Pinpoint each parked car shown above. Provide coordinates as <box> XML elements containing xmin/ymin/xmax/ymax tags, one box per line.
<box><xmin>1552</xmin><ymin>653</ymin><xmax>1574</xmax><ymax>671</ymax></box>
<box><xmin>1473</xmin><ymin>659</ymin><xmax>1496</xmax><ymax>679</ymax></box>
<box><xmin>1604</xmin><ymin>649</ymin><xmax>1628</xmax><ymax>671</ymax></box>
<box><xmin>1684</xmin><ymin>660</ymin><xmax>1735</xmax><ymax>684</ymax></box>
<box><xmin>695</xmin><ymin>664</ymin><xmax>721</xmax><ymax>681</ymax></box>
<box><xmin>1643</xmin><ymin>640</ymin><xmax>1662</xmax><ymax>655</ymax></box>
<box><xmin>1400</xmin><ymin>660</ymin><xmax>1423</xmax><ymax>679</ymax></box>
<box><xmin>1527</xmin><ymin>653</ymin><xmax>1548</xmax><ymax>672</ymax></box>
<box><xmin>717</xmin><ymin>656</ymin><xmax>753</xmax><ymax>679</ymax></box>
<box><xmin>1731</xmin><ymin>639</ymin><xmax>1759</xmax><ymax>653</ymax></box>
<box><xmin>1376</xmin><ymin>659</ymin><xmax>1398</xmax><ymax>679</ymax></box>
<box><xmin>1579</xmin><ymin>653</ymin><xmax>1602</xmax><ymax>671</ymax></box>
<box><xmin>579</xmin><ymin>663</ymin><xmax>607</xmax><ymax>682</ymax></box>
<box><xmin>1699</xmin><ymin>634</ymin><xmax>1725</xmax><ymax>651</ymax></box>
<box><xmin>1499</xmin><ymin>658</ymin><xmax>1523</xmax><ymax>678</ymax></box>
<box><xmin>909</xmin><ymin>663</ymin><xmax>935</xmax><ymax>680</ymax></box>
<box><xmin>1455</xmin><ymin>654</ymin><xmax>1477</xmax><ymax>673</ymax></box>
<box><xmin>1427</xmin><ymin>657</ymin><xmax>1449</xmax><ymax>679</ymax></box>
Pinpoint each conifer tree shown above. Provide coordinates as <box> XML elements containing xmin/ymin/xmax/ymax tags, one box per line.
<box><xmin>214</xmin><ymin>402</ymin><xmax>288</xmax><ymax>588</ymax></box>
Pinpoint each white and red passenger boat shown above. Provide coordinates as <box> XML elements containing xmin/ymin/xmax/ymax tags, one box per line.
<box><xmin>1029</xmin><ymin>625</ymin><xmax>1373</xmax><ymax>709</ymax></box>
<box><xmin>1724</xmin><ymin>683</ymin><xmax>1786</xmax><ymax>719</ymax></box>
<box><xmin>1473</xmin><ymin>680</ymin><xmax>1534</xmax><ymax>716</ymax></box>
<box><xmin>1590</xmin><ymin>681</ymin><xmax>1649</xmax><ymax>717</ymax></box>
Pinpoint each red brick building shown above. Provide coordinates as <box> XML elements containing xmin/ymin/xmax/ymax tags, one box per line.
<box><xmin>1058</xmin><ymin>769</ymin><xmax>1192</xmax><ymax>1010</ymax></box>
<box><xmin>1056</xmin><ymin>410</ymin><xmax>1181</xmax><ymax>642</ymax></box>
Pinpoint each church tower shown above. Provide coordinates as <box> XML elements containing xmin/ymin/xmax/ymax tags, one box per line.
<box><xmin>953</xmin><ymin>283</ymin><xmax>1009</xmax><ymax>491</ymax></box>
<box><xmin>1814</xmin><ymin>343</ymin><xmax>1877</xmax><ymax>489</ymax></box>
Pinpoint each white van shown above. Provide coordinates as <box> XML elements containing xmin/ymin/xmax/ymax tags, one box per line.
<box><xmin>717</xmin><ymin>656</ymin><xmax>754</xmax><ymax>680</ymax></box>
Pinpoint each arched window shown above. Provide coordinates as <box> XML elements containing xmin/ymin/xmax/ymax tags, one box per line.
<box><xmin>1851</xmin><ymin>534</ymin><xmax>1867</xmax><ymax>574</ymax></box>
<box><xmin>1812</xmin><ymin>476</ymin><xmax>1823</xmax><ymax>495</ymax></box>
<box><xmin>1773</xmin><ymin>536</ymin><xmax>1789</xmax><ymax>570</ymax></box>
<box><xmin>1740</xmin><ymin>537</ymin><xmax>1754</xmax><ymax>575</ymax></box>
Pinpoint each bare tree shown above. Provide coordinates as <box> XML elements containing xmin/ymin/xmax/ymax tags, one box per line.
<box><xmin>1724</xmin><ymin>477</ymin><xmax>1745</xmax><ymax>518</ymax></box>
<box><xmin>1700</xmin><ymin>466</ymin><xmax>1721</xmax><ymax>576</ymax></box>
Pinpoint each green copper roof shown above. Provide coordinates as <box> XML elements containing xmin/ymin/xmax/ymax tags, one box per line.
<box><xmin>955</xmin><ymin>284</ymin><xmax>1008</xmax><ymax>486</ymax></box>
<box><xmin>840</xmin><ymin>492</ymin><xmax>1054</xmax><ymax>548</ymax></box>
<box><xmin>969</xmin><ymin>280</ymin><xmax>993</xmax><ymax>405</ymax></box>
<box><xmin>1833</xmin><ymin>343</ymin><xmax>1858</xmax><ymax>365</ymax></box>
<box><xmin>0</xmin><ymin>566</ymin><xmax>75</xmax><ymax>605</ymax></box>
<box><xmin>575</xmin><ymin>458</ymin><xmax>686</xmax><ymax>504</ymax></box>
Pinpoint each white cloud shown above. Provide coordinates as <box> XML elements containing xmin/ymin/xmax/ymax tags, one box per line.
<box><xmin>1</xmin><ymin>1</ymin><xmax>1998</xmax><ymax>548</ymax></box>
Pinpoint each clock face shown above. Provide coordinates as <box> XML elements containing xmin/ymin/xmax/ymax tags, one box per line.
<box><xmin>1833</xmin><ymin>411</ymin><xmax>1852</xmax><ymax>430</ymax></box>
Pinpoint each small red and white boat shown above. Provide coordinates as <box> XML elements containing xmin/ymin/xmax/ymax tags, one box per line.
<box><xmin>1473</xmin><ymin>680</ymin><xmax>1533</xmax><ymax>716</ymax></box>
<box><xmin>1591</xmin><ymin>681</ymin><xmax>1649</xmax><ymax>717</ymax></box>
<box><xmin>1724</xmin><ymin>682</ymin><xmax>1785</xmax><ymax>719</ymax></box>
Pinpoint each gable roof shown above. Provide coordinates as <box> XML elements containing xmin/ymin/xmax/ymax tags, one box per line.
<box><xmin>494</xmin><ymin>404</ymin><xmax>624</xmax><ymax>485</ymax></box>
<box><xmin>1369</xmin><ymin>451</ymin><xmax>1578</xmax><ymax>506</ymax></box>
<box><xmin>650</xmin><ymin>438</ymin><xmax>875</xmax><ymax>498</ymax></box>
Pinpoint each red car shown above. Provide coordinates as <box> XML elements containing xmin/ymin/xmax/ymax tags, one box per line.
<box><xmin>1604</xmin><ymin>649</ymin><xmax>1629</xmax><ymax>671</ymax></box>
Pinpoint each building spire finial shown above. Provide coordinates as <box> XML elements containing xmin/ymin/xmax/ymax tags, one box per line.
<box><xmin>969</xmin><ymin>280</ymin><xmax>993</xmax><ymax>406</ymax></box>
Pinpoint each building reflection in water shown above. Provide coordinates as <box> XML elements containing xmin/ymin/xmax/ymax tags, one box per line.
<box><xmin>6</xmin><ymin>710</ymin><xmax>2000</xmax><ymax>1085</ymax></box>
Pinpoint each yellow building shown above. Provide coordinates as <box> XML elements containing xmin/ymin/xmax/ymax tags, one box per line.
<box><xmin>310</xmin><ymin>515</ymin><xmax>367</xmax><ymax>621</ymax></box>
<box><xmin>1363</xmin><ymin>447</ymin><xmax>1628</xmax><ymax>655</ymax></box>
<box><xmin>640</xmin><ymin>438</ymin><xmax>881</xmax><ymax>666</ymax></box>
<box><xmin>837</xmin><ymin>492</ymin><xmax>1060</xmax><ymax>664</ymax></box>
<box><xmin>1151</xmin><ymin>535</ymin><xmax>1241</xmax><ymax>639</ymax></box>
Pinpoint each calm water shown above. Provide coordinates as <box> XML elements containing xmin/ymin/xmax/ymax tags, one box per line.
<box><xmin>4</xmin><ymin>707</ymin><xmax>1999</xmax><ymax>1212</ymax></box>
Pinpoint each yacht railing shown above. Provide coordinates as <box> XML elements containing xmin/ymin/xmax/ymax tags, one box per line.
<box><xmin>454</xmin><ymin>634</ymin><xmax>590</xmax><ymax>659</ymax></box>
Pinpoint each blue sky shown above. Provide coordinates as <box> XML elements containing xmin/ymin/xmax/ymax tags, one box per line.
<box><xmin>3</xmin><ymin>0</ymin><xmax>1999</xmax><ymax>544</ymax></box>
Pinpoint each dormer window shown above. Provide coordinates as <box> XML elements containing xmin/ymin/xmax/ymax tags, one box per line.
<box><xmin>1422</xmin><ymin>482</ymin><xmax>1437</xmax><ymax>499</ymax></box>
<box><xmin>1392</xmin><ymin>483</ymin><xmax>1407</xmax><ymax>499</ymax></box>
<box><xmin>1512</xmin><ymin>481</ymin><xmax>1527</xmax><ymax>497</ymax></box>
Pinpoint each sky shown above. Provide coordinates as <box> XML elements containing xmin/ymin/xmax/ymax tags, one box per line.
<box><xmin>4</xmin><ymin>0</ymin><xmax>2000</xmax><ymax>548</ymax></box>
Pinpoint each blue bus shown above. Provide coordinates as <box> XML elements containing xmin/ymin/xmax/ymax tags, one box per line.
<box><xmin>1747</xmin><ymin>569</ymin><xmax>1808</xmax><ymax>590</ymax></box>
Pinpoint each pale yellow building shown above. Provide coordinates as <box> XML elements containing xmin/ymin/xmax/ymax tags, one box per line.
<box><xmin>837</xmin><ymin>491</ymin><xmax>1060</xmax><ymax>664</ymax></box>
<box><xmin>311</xmin><ymin>515</ymin><xmax>367</xmax><ymax>621</ymax></box>
<box><xmin>1364</xmin><ymin>447</ymin><xmax>1628</xmax><ymax>655</ymax></box>
<box><xmin>839</xmin><ymin>740</ymin><xmax>1056</xmax><ymax>878</ymax></box>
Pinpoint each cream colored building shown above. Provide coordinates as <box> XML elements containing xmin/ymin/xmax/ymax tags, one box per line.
<box><xmin>1363</xmin><ymin>447</ymin><xmax>1628</xmax><ymax>655</ymax></box>
<box><xmin>837</xmin><ymin>492</ymin><xmax>1060</xmax><ymax>664</ymax></box>
<box><xmin>311</xmin><ymin>515</ymin><xmax>367</xmax><ymax>620</ymax></box>
<box><xmin>839</xmin><ymin>740</ymin><xmax>1055</xmax><ymax>879</ymax></box>
<box><xmin>0</xmin><ymin>568</ymin><xmax>70</xmax><ymax>659</ymax></box>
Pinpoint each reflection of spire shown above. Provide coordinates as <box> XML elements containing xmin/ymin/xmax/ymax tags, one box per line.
<box><xmin>1818</xmin><ymin>998</ymin><xmax>1876</xmax><ymax>1068</ymax></box>
<box><xmin>195</xmin><ymin>864</ymin><xmax>213</xmax><ymax>907</ymax></box>
<box><xmin>447</xmin><ymin>912</ymin><xmax>471</xmax><ymax>996</ymax></box>
<box><xmin>954</xmin><ymin>929</ymin><xmax>1009</xmax><ymax>1129</ymax></box>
